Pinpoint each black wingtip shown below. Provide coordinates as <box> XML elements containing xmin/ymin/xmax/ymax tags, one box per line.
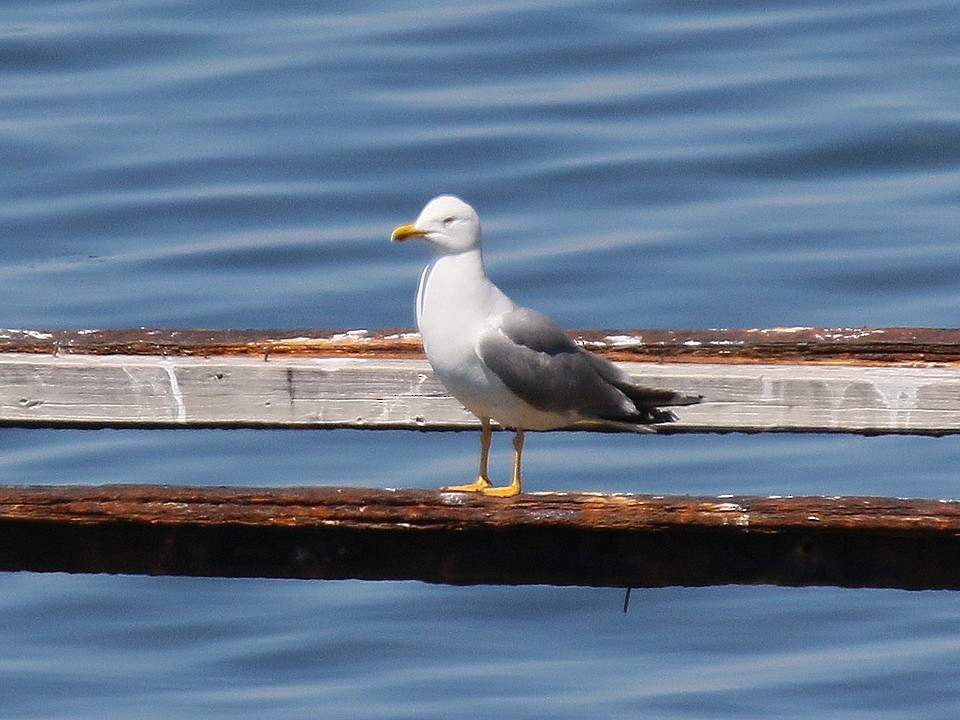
<box><xmin>637</xmin><ymin>393</ymin><xmax>702</xmax><ymax>424</ymax></box>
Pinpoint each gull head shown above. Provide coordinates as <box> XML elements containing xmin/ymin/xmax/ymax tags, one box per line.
<box><xmin>390</xmin><ymin>195</ymin><xmax>482</xmax><ymax>255</ymax></box>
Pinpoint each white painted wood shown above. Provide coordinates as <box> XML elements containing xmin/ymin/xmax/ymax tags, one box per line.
<box><xmin>1</xmin><ymin>353</ymin><xmax>959</xmax><ymax>434</ymax></box>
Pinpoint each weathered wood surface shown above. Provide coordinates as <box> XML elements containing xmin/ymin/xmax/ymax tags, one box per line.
<box><xmin>2</xmin><ymin>352</ymin><xmax>960</xmax><ymax>434</ymax></box>
<box><xmin>4</xmin><ymin>327</ymin><xmax>960</xmax><ymax>364</ymax></box>
<box><xmin>3</xmin><ymin>484</ymin><xmax>960</xmax><ymax>589</ymax></box>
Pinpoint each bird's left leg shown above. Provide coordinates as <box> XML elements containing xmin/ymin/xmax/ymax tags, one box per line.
<box><xmin>441</xmin><ymin>418</ymin><xmax>492</xmax><ymax>492</ymax></box>
<box><xmin>482</xmin><ymin>428</ymin><xmax>523</xmax><ymax>497</ymax></box>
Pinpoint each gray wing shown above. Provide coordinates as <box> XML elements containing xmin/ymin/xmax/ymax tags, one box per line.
<box><xmin>477</xmin><ymin>307</ymin><xmax>697</xmax><ymax>424</ymax></box>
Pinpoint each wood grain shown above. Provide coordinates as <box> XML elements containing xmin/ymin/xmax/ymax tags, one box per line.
<box><xmin>3</xmin><ymin>485</ymin><xmax>960</xmax><ymax>589</ymax></box>
<box><xmin>3</xmin><ymin>327</ymin><xmax>960</xmax><ymax>364</ymax></box>
<box><xmin>2</xmin><ymin>353</ymin><xmax>959</xmax><ymax>434</ymax></box>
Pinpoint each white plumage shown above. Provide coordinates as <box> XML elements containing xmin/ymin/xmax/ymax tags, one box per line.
<box><xmin>392</xmin><ymin>195</ymin><xmax>699</xmax><ymax>496</ymax></box>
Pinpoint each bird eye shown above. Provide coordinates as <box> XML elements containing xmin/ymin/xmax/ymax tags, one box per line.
<box><xmin>442</xmin><ymin>216</ymin><xmax>455</xmax><ymax>227</ymax></box>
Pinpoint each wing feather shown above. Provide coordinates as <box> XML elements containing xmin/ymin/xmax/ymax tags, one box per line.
<box><xmin>477</xmin><ymin>307</ymin><xmax>700</xmax><ymax>425</ymax></box>
<box><xmin>477</xmin><ymin>308</ymin><xmax>634</xmax><ymax>420</ymax></box>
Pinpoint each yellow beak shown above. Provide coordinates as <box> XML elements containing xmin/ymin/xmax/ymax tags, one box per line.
<box><xmin>391</xmin><ymin>224</ymin><xmax>427</xmax><ymax>242</ymax></box>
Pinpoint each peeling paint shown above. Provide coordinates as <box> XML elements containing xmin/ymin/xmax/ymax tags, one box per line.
<box><xmin>605</xmin><ymin>334</ymin><xmax>644</xmax><ymax>347</ymax></box>
<box><xmin>161</xmin><ymin>362</ymin><xmax>187</xmax><ymax>423</ymax></box>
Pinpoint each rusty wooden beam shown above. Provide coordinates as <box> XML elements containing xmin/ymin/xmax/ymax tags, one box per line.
<box><xmin>3</xmin><ymin>484</ymin><xmax>960</xmax><ymax>590</ymax></box>
<box><xmin>3</xmin><ymin>327</ymin><xmax>960</xmax><ymax>365</ymax></box>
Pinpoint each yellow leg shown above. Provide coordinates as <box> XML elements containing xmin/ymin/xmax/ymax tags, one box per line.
<box><xmin>482</xmin><ymin>429</ymin><xmax>524</xmax><ymax>497</ymax></box>
<box><xmin>441</xmin><ymin>418</ymin><xmax>492</xmax><ymax>492</ymax></box>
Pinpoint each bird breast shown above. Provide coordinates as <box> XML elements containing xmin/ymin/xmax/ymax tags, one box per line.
<box><xmin>415</xmin><ymin>252</ymin><xmax>519</xmax><ymax>411</ymax></box>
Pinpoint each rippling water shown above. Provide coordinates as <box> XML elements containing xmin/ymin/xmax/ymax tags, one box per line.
<box><xmin>3</xmin><ymin>1</ymin><xmax>960</xmax><ymax>717</ymax></box>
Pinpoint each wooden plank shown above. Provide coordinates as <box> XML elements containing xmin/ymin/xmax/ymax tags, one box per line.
<box><xmin>2</xmin><ymin>352</ymin><xmax>960</xmax><ymax>434</ymax></box>
<box><xmin>3</xmin><ymin>484</ymin><xmax>960</xmax><ymax>589</ymax></box>
<box><xmin>3</xmin><ymin>327</ymin><xmax>960</xmax><ymax>365</ymax></box>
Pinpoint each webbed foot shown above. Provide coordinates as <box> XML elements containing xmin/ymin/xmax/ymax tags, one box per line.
<box><xmin>440</xmin><ymin>476</ymin><xmax>490</xmax><ymax>493</ymax></box>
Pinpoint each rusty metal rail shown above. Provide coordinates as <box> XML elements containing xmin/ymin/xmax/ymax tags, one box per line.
<box><xmin>3</xmin><ymin>484</ymin><xmax>960</xmax><ymax>590</ymax></box>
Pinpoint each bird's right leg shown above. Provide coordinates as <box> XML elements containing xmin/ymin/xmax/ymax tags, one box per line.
<box><xmin>440</xmin><ymin>418</ymin><xmax>491</xmax><ymax>492</ymax></box>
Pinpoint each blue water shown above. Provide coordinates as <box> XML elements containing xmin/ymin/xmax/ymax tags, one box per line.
<box><xmin>3</xmin><ymin>0</ymin><xmax>960</xmax><ymax>717</ymax></box>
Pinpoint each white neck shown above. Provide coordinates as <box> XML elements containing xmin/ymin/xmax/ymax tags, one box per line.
<box><xmin>415</xmin><ymin>248</ymin><xmax>513</xmax><ymax>355</ymax></box>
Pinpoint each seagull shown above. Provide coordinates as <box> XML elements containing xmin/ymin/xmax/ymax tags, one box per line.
<box><xmin>391</xmin><ymin>195</ymin><xmax>700</xmax><ymax>497</ymax></box>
